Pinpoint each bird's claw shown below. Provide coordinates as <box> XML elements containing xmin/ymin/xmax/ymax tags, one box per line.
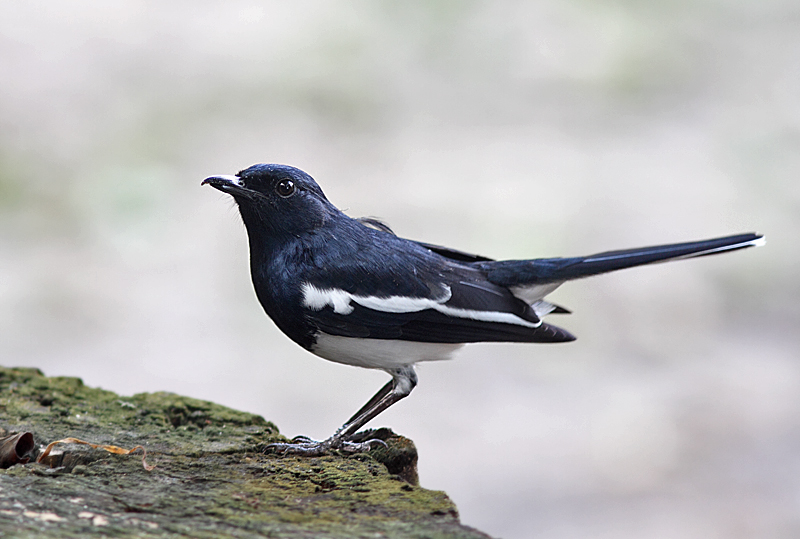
<box><xmin>264</xmin><ymin>436</ymin><xmax>387</xmax><ymax>456</ymax></box>
<box><xmin>340</xmin><ymin>438</ymin><xmax>388</xmax><ymax>452</ymax></box>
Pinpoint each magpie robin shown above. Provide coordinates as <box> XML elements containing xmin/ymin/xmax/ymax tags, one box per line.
<box><xmin>203</xmin><ymin>164</ymin><xmax>764</xmax><ymax>455</ymax></box>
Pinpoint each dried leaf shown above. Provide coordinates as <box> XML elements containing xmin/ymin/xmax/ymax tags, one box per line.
<box><xmin>0</xmin><ymin>432</ymin><xmax>34</xmax><ymax>468</ymax></box>
<box><xmin>37</xmin><ymin>437</ymin><xmax>155</xmax><ymax>471</ymax></box>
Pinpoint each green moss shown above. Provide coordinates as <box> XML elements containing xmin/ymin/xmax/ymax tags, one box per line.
<box><xmin>0</xmin><ymin>367</ymin><xmax>491</xmax><ymax>538</ymax></box>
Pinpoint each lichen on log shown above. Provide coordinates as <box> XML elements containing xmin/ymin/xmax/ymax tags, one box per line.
<box><xmin>0</xmin><ymin>367</ymin><xmax>492</xmax><ymax>538</ymax></box>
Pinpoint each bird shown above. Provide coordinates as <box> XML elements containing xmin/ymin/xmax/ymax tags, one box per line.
<box><xmin>202</xmin><ymin>163</ymin><xmax>764</xmax><ymax>455</ymax></box>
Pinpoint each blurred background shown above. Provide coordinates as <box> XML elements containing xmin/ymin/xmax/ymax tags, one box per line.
<box><xmin>1</xmin><ymin>1</ymin><xmax>798</xmax><ymax>537</ymax></box>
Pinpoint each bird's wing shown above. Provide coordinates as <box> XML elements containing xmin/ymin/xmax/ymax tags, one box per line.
<box><xmin>357</xmin><ymin>216</ymin><xmax>495</xmax><ymax>263</ymax></box>
<box><xmin>411</xmin><ymin>241</ymin><xmax>495</xmax><ymax>263</ymax></box>
<box><xmin>300</xmin><ymin>252</ymin><xmax>574</xmax><ymax>344</ymax></box>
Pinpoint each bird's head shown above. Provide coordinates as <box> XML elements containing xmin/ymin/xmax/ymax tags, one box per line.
<box><xmin>202</xmin><ymin>164</ymin><xmax>336</xmax><ymax>236</ymax></box>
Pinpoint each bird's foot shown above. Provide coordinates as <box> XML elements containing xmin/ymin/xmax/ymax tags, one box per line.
<box><xmin>264</xmin><ymin>434</ymin><xmax>387</xmax><ymax>456</ymax></box>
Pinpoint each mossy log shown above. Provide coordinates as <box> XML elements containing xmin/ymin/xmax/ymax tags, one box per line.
<box><xmin>0</xmin><ymin>367</ymin><xmax>492</xmax><ymax>538</ymax></box>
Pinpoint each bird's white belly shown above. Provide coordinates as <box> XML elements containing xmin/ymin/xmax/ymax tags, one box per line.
<box><xmin>311</xmin><ymin>333</ymin><xmax>464</xmax><ymax>369</ymax></box>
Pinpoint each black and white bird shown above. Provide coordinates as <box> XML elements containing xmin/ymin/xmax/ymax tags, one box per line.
<box><xmin>202</xmin><ymin>163</ymin><xmax>763</xmax><ymax>455</ymax></box>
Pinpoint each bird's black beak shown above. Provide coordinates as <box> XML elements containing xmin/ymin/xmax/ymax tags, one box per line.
<box><xmin>201</xmin><ymin>175</ymin><xmax>251</xmax><ymax>197</ymax></box>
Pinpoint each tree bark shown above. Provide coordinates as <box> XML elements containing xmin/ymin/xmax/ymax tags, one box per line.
<box><xmin>0</xmin><ymin>367</ymin><xmax>492</xmax><ymax>538</ymax></box>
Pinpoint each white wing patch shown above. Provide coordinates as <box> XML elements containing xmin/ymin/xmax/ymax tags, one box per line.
<box><xmin>302</xmin><ymin>283</ymin><xmax>451</xmax><ymax>315</ymax></box>
<box><xmin>352</xmin><ymin>289</ymin><xmax>453</xmax><ymax>313</ymax></box>
<box><xmin>301</xmin><ymin>283</ymin><xmax>542</xmax><ymax>328</ymax></box>
<box><xmin>302</xmin><ymin>285</ymin><xmax>355</xmax><ymax>314</ymax></box>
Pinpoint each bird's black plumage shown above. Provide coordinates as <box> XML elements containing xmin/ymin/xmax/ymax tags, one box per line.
<box><xmin>205</xmin><ymin>164</ymin><xmax>574</xmax><ymax>351</ymax></box>
<box><xmin>202</xmin><ymin>163</ymin><xmax>763</xmax><ymax>455</ymax></box>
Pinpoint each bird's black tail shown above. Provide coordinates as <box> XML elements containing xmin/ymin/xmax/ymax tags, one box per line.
<box><xmin>481</xmin><ymin>233</ymin><xmax>764</xmax><ymax>286</ymax></box>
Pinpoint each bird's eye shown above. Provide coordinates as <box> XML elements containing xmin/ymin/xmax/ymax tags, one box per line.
<box><xmin>276</xmin><ymin>179</ymin><xmax>296</xmax><ymax>198</ymax></box>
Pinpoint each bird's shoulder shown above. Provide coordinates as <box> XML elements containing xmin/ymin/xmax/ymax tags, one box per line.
<box><xmin>301</xmin><ymin>219</ymin><xmax>458</xmax><ymax>299</ymax></box>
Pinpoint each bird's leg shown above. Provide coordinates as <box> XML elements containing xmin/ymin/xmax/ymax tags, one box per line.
<box><xmin>342</xmin><ymin>379</ymin><xmax>395</xmax><ymax>426</ymax></box>
<box><xmin>335</xmin><ymin>366</ymin><xmax>417</xmax><ymax>440</ymax></box>
<box><xmin>265</xmin><ymin>366</ymin><xmax>418</xmax><ymax>456</ymax></box>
